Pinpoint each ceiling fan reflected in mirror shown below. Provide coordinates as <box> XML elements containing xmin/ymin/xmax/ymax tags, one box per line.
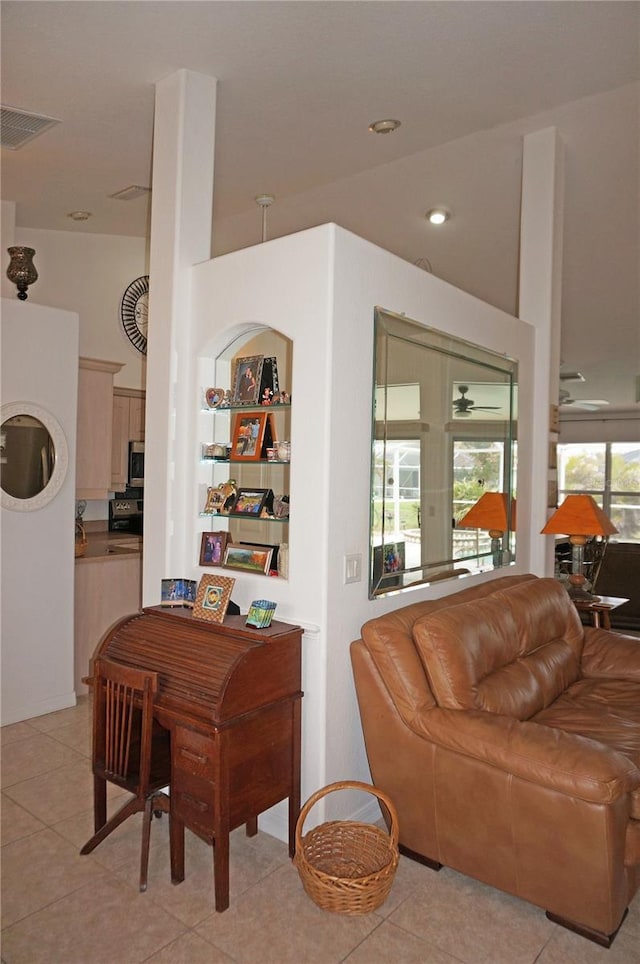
<box><xmin>559</xmin><ymin>389</ymin><xmax>609</xmax><ymax>411</ymax></box>
<box><xmin>453</xmin><ymin>385</ymin><xmax>502</xmax><ymax>417</ymax></box>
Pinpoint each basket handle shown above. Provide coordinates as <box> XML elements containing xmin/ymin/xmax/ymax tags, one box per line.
<box><xmin>295</xmin><ymin>780</ymin><xmax>399</xmax><ymax>853</ymax></box>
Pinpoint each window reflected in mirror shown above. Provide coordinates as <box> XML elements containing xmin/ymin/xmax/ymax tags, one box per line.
<box><xmin>370</xmin><ymin>308</ymin><xmax>518</xmax><ymax>597</ymax></box>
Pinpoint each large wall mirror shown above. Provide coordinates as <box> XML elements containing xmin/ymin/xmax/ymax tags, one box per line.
<box><xmin>1</xmin><ymin>402</ymin><xmax>69</xmax><ymax>512</ymax></box>
<box><xmin>370</xmin><ymin>308</ymin><xmax>518</xmax><ymax>597</ymax></box>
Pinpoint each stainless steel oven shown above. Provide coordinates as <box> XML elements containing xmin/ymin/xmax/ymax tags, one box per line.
<box><xmin>108</xmin><ymin>497</ymin><xmax>144</xmax><ymax>534</ymax></box>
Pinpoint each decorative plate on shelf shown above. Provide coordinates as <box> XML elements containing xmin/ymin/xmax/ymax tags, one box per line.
<box><xmin>205</xmin><ymin>387</ymin><xmax>225</xmax><ymax>409</ymax></box>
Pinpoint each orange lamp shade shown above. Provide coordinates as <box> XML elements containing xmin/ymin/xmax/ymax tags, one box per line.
<box><xmin>458</xmin><ymin>492</ymin><xmax>516</xmax><ymax>533</ymax></box>
<box><xmin>541</xmin><ymin>495</ymin><xmax>618</xmax><ymax>537</ymax></box>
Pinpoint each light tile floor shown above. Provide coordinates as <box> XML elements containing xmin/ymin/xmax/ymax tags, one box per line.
<box><xmin>2</xmin><ymin>698</ymin><xmax>639</xmax><ymax>964</ymax></box>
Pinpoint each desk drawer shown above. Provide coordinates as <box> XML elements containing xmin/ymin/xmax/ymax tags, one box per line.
<box><xmin>172</xmin><ymin>768</ymin><xmax>215</xmax><ymax>833</ymax></box>
<box><xmin>174</xmin><ymin>724</ymin><xmax>216</xmax><ymax>780</ymax></box>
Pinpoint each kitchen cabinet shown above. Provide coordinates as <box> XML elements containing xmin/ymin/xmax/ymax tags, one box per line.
<box><xmin>74</xmin><ymin>539</ymin><xmax>142</xmax><ymax>694</ymax></box>
<box><xmin>76</xmin><ymin>357</ymin><xmax>123</xmax><ymax>499</ymax></box>
<box><xmin>111</xmin><ymin>387</ymin><xmax>146</xmax><ymax>491</ymax></box>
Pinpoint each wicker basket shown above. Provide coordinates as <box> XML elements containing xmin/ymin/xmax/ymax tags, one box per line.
<box><xmin>294</xmin><ymin>780</ymin><xmax>399</xmax><ymax>915</ymax></box>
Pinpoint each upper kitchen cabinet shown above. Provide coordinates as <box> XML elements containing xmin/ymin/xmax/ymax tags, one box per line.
<box><xmin>76</xmin><ymin>357</ymin><xmax>123</xmax><ymax>499</ymax></box>
<box><xmin>111</xmin><ymin>387</ymin><xmax>146</xmax><ymax>491</ymax></box>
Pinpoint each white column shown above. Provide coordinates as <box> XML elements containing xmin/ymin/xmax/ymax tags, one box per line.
<box><xmin>143</xmin><ymin>70</ymin><xmax>217</xmax><ymax>605</ymax></box>
<box><xmin>518</xmin><ymin>127</ymin><xmax>564</xmax><ymax>576</ymax></box>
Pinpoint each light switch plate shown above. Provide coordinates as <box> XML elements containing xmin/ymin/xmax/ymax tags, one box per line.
<box><xmin>344</xmin><ymin>553</ymin><xmax>362</xmax><ymax>584</ymax></box>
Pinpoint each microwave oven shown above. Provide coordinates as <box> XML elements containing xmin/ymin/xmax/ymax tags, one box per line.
<box><xmin>128</xmin><ymin>441</ymin><xmax>145</xmax><ymax>487</ymax></box>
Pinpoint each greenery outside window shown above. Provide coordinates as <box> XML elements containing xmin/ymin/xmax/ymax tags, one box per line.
<box><xmin>557</xmin><ymin>442</ymin><xmax>640</xmax><ymax>542</ymax></box>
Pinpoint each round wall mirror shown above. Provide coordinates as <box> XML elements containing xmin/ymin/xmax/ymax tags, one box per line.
<box><xmin>1</xmin><ymin>402</ymin><xmax>69</xmax><ymax>512</ymax></box>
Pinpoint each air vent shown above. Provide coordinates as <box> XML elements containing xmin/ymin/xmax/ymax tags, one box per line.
<box><xmin>109</xmin><ymin>185</ymin><xmax>151</xmax><ymax>201</ymax></box>
<box><xmin>1</xmin><ymin>105</ymin><xmax>60</xmax><ymax>150</ymax></box>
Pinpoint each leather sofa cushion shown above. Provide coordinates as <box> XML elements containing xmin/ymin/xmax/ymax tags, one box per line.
<box><xmin>532</xmin><ymin>676</ymin><xmax>640</xmax><ymax>818</ymax></box>
<box><xmin>359</xmin><ymin>573</ymin><xmax>536</xmax><ymax>724</ymax></box>
<box><xmin>412</xmin><ymin>578</ymin><xmax>583</xmax><ymax>719</ymax></box>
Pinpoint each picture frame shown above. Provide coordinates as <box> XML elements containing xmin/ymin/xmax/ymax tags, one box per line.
<box><xmin>240</xmin><ymin>541</ymin><xmax>279</xmax><ymax>573</ymax></box>
<box><xmin>193</xmin><ymin>573</ymin><xmax>236</xmax><ymax>623</ymax></box>
<box><xmin>161</xmin><ymin>578</ymin><xmax>197</xmax><ymax>607</ymax></box>
<box><xmin>204</xmin><ymin>387</ymin><xmax>225</xmax><ymax>409</ymax></box>
<box><xmin>199</xmin><ymin>530</ymin><xmax>230</xmax><ymax>567</ymax></box>
<box><xmin>259</xmin><ymin>356</ymin><xmax>280</xmax><ymax>401</ymax></box>
<box><xmin>231</xmin><ymin>355</ymin><xmax>264</xmax><ymax>406</ymax></box>
<box><xmin>223</xmin><ymin>544</ymin><xmax>273</xmax><ymax>575</ymax></box>
<box><xmin>232</xmin><ymin>487</ymin><xmax>272</xmax><ymax>516</ymax></box>
<box><xmin>372</xmin><ymin>541</ymin><xmax>406</xmax><ymax>591</ymax></box>
<box><xmin>203</xmin><ymin>485</ymin><xmax>228</xmax><ymax>514</ymax></box>
<box><xmin>231</xmin><ymin>412</ymin><xmax>268</xmax><ymax>461</ymax></box>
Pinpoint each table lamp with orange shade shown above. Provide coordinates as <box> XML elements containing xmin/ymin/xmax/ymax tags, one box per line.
<box><xmin>541</xmin><ymin>494</ymin><xmax>618</xmax><ymax>600</ymax></box>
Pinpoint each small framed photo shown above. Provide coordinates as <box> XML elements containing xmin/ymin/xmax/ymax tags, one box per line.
<box><xmin>199</xmin><ymin>531</ymin><xmax>229</xmax><ymax>567</ymax></box>
<box><xmin>232</xmin><ymin>487</ymin><xmax>271</xmax><ymax>516</ymax></box>
<box><xmin>372</xmin><ymin>541</ymin><xmax>406</xmax><ymax>591</ymax></box>
<box><xmin>240</xmin><ymin>541</ymin><xmax>279</xmax><ymax>573</ymax></box>
<box><xmin>204</xmin><ymin>387</ymin><xmax>225</xmax><ymax>409</ymax></box>
<box><xmin>231</xmin><ymin>355</ymin><xmax>264</xmax><ymax>406</ymax></box>
<box><xmin>231</xmin><ymin>412</ymin><xmax>268</xmax><ymax>461</ymax></box>
<box><xmin>260</xmin><ymin>356</ymin><xmax>280</xmax><ymax>400</ymax></box>
<box><xmin>203</xmin><ymin>485</ymin><xmax>227</xmax><ymax>514</ymax></box>
<box><xmin>223</xmin><ymin>544</ymin><xmax>273</xmax><ymax>575</ymax></box>
<box><xmin>193</xmin><ymin>573</ymin><xmax>236</xmax><ymax>623</ymax></box>
<box><xmin>161</xmin><ymin>578</ymin><xmax>197</xmax><ymax>607</ymax></box>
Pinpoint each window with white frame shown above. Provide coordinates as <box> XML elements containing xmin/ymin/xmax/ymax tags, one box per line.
<box><xmin>557</xmin><ymin>442</ymin><xmax>640</xmax><ymax>542</ymax></box>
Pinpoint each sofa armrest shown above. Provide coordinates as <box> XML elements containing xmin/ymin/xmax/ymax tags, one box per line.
<box><xmin>411</xmin><ymin>707</ymin><xmax>640</xmax><ymax>804</ymax></box>
<box><xmin>581</xmin><ymin>626</ymin><xmax>640</xmax><ymax>681</ymax></box>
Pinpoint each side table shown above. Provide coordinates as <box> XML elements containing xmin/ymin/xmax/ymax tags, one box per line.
<box><xmin>572</xmin><ymin>595</ymin><xmax>630</xmax><ymax>630</ymax></box>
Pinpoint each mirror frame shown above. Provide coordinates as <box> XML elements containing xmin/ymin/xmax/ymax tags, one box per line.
<box><xmin>1</xmin><ymin>401</ymin><xmax>69</xmax><ymax>512</ymax></box>
<box><xmin>370</xmin><ymin>308</ymin><xmax>518</xmax><ymax>598</ymax></box>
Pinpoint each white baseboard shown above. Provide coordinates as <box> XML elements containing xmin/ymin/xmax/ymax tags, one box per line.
<box><xmin>1</xmin><ymin>690</ymin><xmax>77</xmax><ymax>726</ymax></box>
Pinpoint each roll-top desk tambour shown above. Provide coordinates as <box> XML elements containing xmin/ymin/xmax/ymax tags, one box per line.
<box><xmin>95</xmin><ymin>606</ymin><xmax>303</xmax><ymax>911</ymax></box>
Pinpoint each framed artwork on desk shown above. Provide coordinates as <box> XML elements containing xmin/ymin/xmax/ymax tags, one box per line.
<box><xmin>193</xmin><ymin>574</ymin><xmax>236</xmax><ymax>623</ymax></box>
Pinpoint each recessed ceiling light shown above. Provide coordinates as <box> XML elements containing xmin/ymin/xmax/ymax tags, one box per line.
<box><xmin>368</xmin><ymin>119</ymin><xmax>401</xmax><ymax>135</ymax></box>
<box><xmin>426</xmin><ymin>208</ymin><xmax>450</xmax><ymax>225</ymax></box>
<box><xmin>67</xmin><ymin>211</ymin><xmax>92</xmax><ymax>221</ymax></box>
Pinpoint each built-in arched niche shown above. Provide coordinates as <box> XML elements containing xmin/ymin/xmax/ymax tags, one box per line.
<box><xmin>0</xmin><ymin>402</ymin><xmax>69</xmax><ymax>512</ymax></box>
<box><xmin>197</xmin><ymin>325</ymin><xmax>292</xmax><ymax>578</ymax></box>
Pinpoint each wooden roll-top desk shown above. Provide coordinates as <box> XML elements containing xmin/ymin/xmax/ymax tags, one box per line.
<box><xmin>94</xmin><ymin>606</ymin><xmax>303</xmax><ymax>911</ymax></box>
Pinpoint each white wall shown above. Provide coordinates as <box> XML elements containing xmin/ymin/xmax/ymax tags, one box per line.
<box><xmin>1</xmin><ymin>299</ymin><xmax>79</xmax><ymax>724</ymax></box>
<box><xmin>14</xmin><ymin>227</ymin><xmax>148</xmax><ymax>391</ymax></box>
<box><xmin>168</xmin><ymin>223</ymin><xmax>536</xmax><ymax>831</ymax></box>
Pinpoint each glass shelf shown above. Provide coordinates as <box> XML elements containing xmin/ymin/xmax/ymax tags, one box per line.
<box><xmin>200</xmin><ymin>403</ymin><xmax>291</xmax><ymax>415</ymax></box>
<box><xmin>200</xmin><ymin>512</ymin><xmax>289</xmax><ymax>522</ymax></box>
<box><xmin>201</xmin><ymin>457</ymin><xmax>290</xmax><ymax>465</ymax></box>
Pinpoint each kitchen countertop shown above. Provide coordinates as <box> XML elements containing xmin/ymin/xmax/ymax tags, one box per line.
<box><xmin>76</xmin><ymin>522</ymin><xmax>142</xmax><ymax>563</ymax></box>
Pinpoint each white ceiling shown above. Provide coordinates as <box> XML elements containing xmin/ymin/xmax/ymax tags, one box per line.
<box><xmin>2</xmin><ymin>1</ymin><xmax>639</xmax><ymax>407</ymax></box>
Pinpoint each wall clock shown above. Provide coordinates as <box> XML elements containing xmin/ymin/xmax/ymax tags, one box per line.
<box><xmin>120</xmin><ymin>275</ymin><xmax>149</xmax><ymax>354</ymax></box>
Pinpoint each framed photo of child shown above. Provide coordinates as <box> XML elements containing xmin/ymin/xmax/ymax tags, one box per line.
<box><xmin>192</xmin><ymin>574</ymin><xmax>236</xmax><ymax>624</ymax></box>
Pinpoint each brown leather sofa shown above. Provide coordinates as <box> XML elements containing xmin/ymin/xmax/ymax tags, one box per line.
<box><xmin>351</xmin><ymin>573</ymin><xmax>640</xmax><ymax>946</ymax></box>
